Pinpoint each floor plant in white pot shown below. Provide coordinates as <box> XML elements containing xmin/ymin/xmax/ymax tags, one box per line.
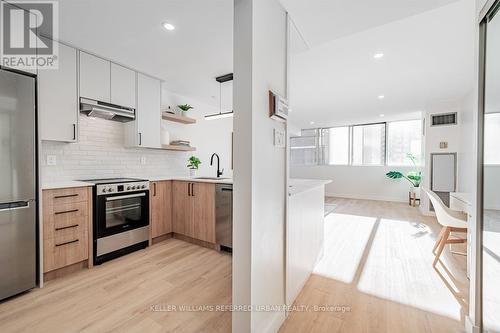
<box><xmin>385</xmin><ymin>153</ymin><xmax>422</xmax><ymax>201</ymax></box>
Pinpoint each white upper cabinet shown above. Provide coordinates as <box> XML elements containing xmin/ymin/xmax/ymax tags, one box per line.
<box><xmin>111</xmin><ymin>63</ymin><xmax>136</xmax><ymax>108</ymax></box>
<box><xmin>79</xmin><ymin>51</ymin><xmax>111</xmax><ymax>102</ymax></box>
<box><xmin>136</xmin><ymin>73</ymin><xmax>161</xmax><ymax>148</ymax></box>
<box><xmin>39</xmin><ymin>39</ymin><xmax>78</xmax><ymax>142</ymax></box>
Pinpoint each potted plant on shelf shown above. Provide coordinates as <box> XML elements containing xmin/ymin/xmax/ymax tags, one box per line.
<box><xmin>177</xmin><ymin>104</ymin><xmax>194</xmax><ymax>114</ymax></box>
<box><xmin>187</xmin><ymin>156</ymin><xmax>201</xmax><ymax>177</ymax></box>
<box><xmin>385</xmin><ymin>153</ymin><xmax>422</xmax><ymax>206</ymax></box>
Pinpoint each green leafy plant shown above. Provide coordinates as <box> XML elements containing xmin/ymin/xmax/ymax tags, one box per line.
<box><xmin>386</xmin><ymin>153</ymin><xmax>422</xmax><ymax>187</ymax></box>
<box><xmin>187</xmin><ymin>156</ymin><xmax>201</xmax><ymax>170</ymax></box>
<box><xmin>178</xmin><ymin>104</ymin><xmax>194</xmax><ymax>112</ymax></box>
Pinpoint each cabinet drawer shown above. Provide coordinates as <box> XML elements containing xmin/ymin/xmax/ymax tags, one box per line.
<box><xmin>44</xmin><ymin>231</ymin><xmax>88</xmax><ymax>272</ymax></box>
<box><xmin>51</xmin><ymin>201</ymin><xmax>88</xmax><ymax>228</ymax></box>
<box><xmin>44</xmin><ymin>187</ymin><xmax>89</xmax><ymax>205</ymax></box>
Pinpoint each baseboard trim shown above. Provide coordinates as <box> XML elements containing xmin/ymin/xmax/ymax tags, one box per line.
<box><xmin>260</xmin><ymin>309</ymin><xmax>286</xmax><ymax>333</ymax></box>
<box><xmin>173</xmin><ymin>233</ymin><xmax>218</xmax><ymax>250</ymax></box>
<box><xmin>465</xmin><ymin>316</ymin><xmax>480</xmax><ymax>333</ymax></box>
<box><xmin>325</xmin><ymin>193</ymin><xmax>408</xmax><ymax>203</ymax></box>
<box><xmin>43</xmin><ymin>260</ymin><xmax>88</xmax><ymax>282</ymax></box>
<box><xmin>152</xmin><ymin>233</ymin><xmax>173</xmax><ymax>245</ymax></box>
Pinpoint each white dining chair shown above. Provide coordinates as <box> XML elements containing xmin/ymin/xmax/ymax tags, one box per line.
<box><xmin>422</xmin><ymin>187</ymin><xmax>468</xmax><ymax>267</ymax></box>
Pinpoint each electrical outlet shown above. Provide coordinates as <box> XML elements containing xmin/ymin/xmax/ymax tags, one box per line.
<box><xmin>47</xmin><ymin>155</ymin><xmax>57</xmax><ymax>166</ymax></box>
<box><xmin>140</xmin><ymin>156</ymin><xmax>147</xmax><ymax>165</ymax></box>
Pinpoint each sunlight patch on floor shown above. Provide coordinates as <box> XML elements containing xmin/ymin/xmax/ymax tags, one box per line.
<box><xmin>313</xmin><ymin>213</ymin><xmax>377</xmax><ymax>283</ymax></box>
<box><xmin>356</xmin><ymin>217</ymin><xmax>463</xmax><ymax>321</ymax></box>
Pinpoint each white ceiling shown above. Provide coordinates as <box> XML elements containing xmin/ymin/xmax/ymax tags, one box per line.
<box><xmin>45</xmin><ymin>0</ymin><xmax>233</xmax><ymax>107</ymax></box>
<box><xmin>287</xmin><ymin>0</ymin><xmax>475</xmax><ymax>128</ymax></box>
<box><xmin>281</xmin><ymin>0</ymin><xmax>459</xmax><ymax>48</ymax></box>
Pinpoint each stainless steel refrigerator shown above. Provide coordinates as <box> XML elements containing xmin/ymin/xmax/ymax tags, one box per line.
<box><xmin>0</xmin><ymin>68</ymin><xmax>37</xmax><ymax>300</ymax></box>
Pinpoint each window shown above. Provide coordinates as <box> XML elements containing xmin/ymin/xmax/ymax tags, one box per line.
<box><xmin>387</xmin><ymin>120</ymin><xmax>422</xmax><ymax>166</ymax></box>
<box><xmin>290</xmin><ymin>119</ymin><xmax>422</xmax><ymax>167</ymax></box>
<box><xmin>351</xmin><ymin>123</ymin><xmax>386</xmax><ymax>165</ymax></box>
<box><xmin>484</xmin><ymin>113</ymin><xmax>500</xmax><ymax>164</ymax></box>
<box><xmin>290</xmin><ymin>129</ymin><xmax>318</xmax><ymax>166</ymax></box>
<box><xmin>326</xmin><ymin>127</ymin><xmax>349</xmax><ymax>165</ymax></box>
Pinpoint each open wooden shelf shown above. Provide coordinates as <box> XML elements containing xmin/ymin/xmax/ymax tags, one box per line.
<box><xmin>161</xmin><ymin>145</ymin><xmax>196</xmax><ymax>152</ymax></box>
<box><xmin>162</xmin><ymin>112</ymin><xmax>197</xmax><ymax>124</ymax></box>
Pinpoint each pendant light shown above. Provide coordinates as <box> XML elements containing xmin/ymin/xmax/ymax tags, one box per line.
<box><xmin>205</xmin><ymin>73</ymin><xmax>234</xmax><ymax>120</ymax></box>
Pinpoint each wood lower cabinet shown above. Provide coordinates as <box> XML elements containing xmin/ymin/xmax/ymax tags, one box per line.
<box><xmin>172</xmin><ymin>181</ymin><xmax>216</xmax><ymax>244</ymax></box>
<box><xmin>43</xmin><ymin>187</ymin><xmax>92</xmax><ymax>274</ymax></box>
<box><xmin>150</xmin><ymin>181</ymin><xmax>173</xmax><ymax>239</ymax></box>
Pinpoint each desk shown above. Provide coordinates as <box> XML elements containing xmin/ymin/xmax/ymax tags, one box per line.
<box><xmin>450</xmin><ymin>192</ymin><xmax>472</xmax><ymax>278</ymax></box>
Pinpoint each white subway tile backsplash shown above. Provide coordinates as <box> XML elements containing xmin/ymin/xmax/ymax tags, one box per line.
<box><xmin>41</xmin><ymin>115</ymin><xmax>189</xmax><ymax>182</ymax></box>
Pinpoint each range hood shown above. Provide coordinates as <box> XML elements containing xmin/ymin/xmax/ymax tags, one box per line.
<box><xmin>80</xmin><ymin>98</ymin><xmax>135</xmax><ymax>122</ymax></box>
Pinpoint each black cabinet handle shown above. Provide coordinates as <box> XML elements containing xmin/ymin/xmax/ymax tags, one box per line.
<box><xmin>54</xmin><ymin>194</ymin><xmax>78</xmax><ymax>199</ymax></box>
<box><xmin>55</xmin><ymin>224</ymin><xmax>79</xmax><ymax>231</ymax></box>
<box><xmin>139</xmin><ymin>132</ymin><xmax>142</xmax><ymax>146</ymax></box>
<box><xmin>221</xmin><ymin>188</ymin><xmax>233</xmax><ymax>192</ymax></box>
<box><xmin>55</xmin><ymin>209</ymin><xmax>79</xmax><ymax>215</ymax></box>
<box><xmin>191</xmin><ymin>183</ymin><xmax>195</xmax><ymax>197</ymax></box>
<box><xmin>72</xmin><ymin>123</ymin><xmax>76</xmax><ymax>140</ymax></box>
<box><xmin>188</xmin><ymin>182</ymin><xmax>191</xmax><ymax>196</ymax></box>
<box><xmin>55</xmin><ymin>239</ymin><xmax>79</xmax><ymax>247</ymax></box>
<box><xmin>153</xmin><ymin>183</ymin><xmax>157</xmax><ymax>196</ymax></box>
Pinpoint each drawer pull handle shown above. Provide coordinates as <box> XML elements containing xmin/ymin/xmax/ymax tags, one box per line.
<box><xmin>55</xmin><ymin>224</ymin><xmax>79</xmax><ymax>231</ymax></box>
<box><xmin>55</xmin><ymin>239</ymin><xmax>79</xmax><ymax>247</ymax></box>
<box><xmin>55</xmin><ymin>209</ymin><xmax>79</xmax><ymax>215</ymax></box>
<box><xmin>54</xmin><ymin>194</ymin><xmax>79</xmax><ymax>199</ymax></box>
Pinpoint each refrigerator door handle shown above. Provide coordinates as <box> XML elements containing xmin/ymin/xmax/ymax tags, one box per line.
<box><xmin>0</xmin><ymin>200</ymin><xmax>32</xmax><ymax>212</ymax></box>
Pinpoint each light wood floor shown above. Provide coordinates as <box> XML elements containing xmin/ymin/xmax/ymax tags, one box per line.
<box><xmin>280</xmin><ymin>198</ymin><xmax>469</xmax><ymax>333</ymax></box>
<box><xmin>0</xmin><ymin>239</ymin><xmax>232</xmax><ymax>333</ymax></box>
<box><xmin>0</xmin><ymin>198</ymin><xmax>470</xmax><ymax>333</ymax></box>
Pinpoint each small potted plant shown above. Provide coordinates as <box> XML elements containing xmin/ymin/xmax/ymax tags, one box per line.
<box><xmin>178</xmin><ymin>104</ymin><xmax>194</xmax><ymax>114</ymax></box>
<box><xmin>386</xmin><ymin>153</ymin><xmax>422</xmax><ymax>206</ymax></box>
<box><xmin>187</xmin><ymin>156</ymin><xmax>201</xmax><ymax>177</ymax></box>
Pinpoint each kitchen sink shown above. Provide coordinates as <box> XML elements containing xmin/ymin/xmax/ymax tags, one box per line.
<box><xmin>194</xmin><ymin>177</ymin><xmax>230</xmax><ymax>180</ymax></box>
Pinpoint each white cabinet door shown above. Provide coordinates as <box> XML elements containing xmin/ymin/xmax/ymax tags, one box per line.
<box><xmin>137</xmin><ymin>73</ymin><xmax>161</xmax><ymax>148</ymax></box>
<box><xmin>79</xmin><ymin>51</ymin><xmax>110</xmax><ymax>102</ymax></box>
<box><xmin>111</xmin><ymin>63</ymin><xmax>136</xmax><ymax>108</ymax></box>
<box><xmin>39</xmin><ymin>39</ymin><xmax>78</xmax><ymax>142</ymax></box>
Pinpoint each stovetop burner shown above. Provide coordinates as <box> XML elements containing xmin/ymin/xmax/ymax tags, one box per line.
<box><xmin>80</xmin><ymin>178</ymin><xmax>146</xmax><ymax>185</ymax></box>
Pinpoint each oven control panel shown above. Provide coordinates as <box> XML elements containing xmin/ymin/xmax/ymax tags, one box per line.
<box><xmin>96</xmin><ymin>181</ymin><xmax>150</xmax><ymax>196</ymax></box>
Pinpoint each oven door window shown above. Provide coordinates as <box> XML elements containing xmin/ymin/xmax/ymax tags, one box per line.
<box><xmin>97</xmin><ymin>192</ymin><xmax>149</xmax><ymax>237</ymax></box>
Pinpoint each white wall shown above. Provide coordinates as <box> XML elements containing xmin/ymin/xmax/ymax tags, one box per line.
<box><xmin>161</xmin><ymin>88</ymin><xmax>234</xmax><ymax>178</ymax></box>
<box><xmin>291</xmin><ymin>165</ymin><xmax>418</xmax><ymax>202</ymax></box>
<box><xmin>41</xmin><ymin>91</ymin><xmax>233</xmax><ymax>182</ymax></box>
<box><xmin>233</xmin><ymin>0</ymin><xmax>287</xmax><ymax>332</ymax></box>
<box><xmin>420</xmin><ymin>100</ymin><xmax>463</xmax><ymax>214</ymax></box>
<box><xmin>458</xmin><ymin>93</ymin><xmax>476</xmax><ymax>194</ymax></box>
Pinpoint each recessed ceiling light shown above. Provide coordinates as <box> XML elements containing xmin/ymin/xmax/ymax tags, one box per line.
<box><xmin>379</xmin><ymin>114</ymin><xmax>385</xmax><ymax>117</ymax></box>
<box><xmin>310</xmin><ymin>121</ymin><xmax>315</xmax><ymax>125</ymax></box>
<box><xmin>373</xmin><ymin>52</ymin><xmax>384</xmax><ymax>59</ymax></box>
<box><xmin>163</xmin><ymin>23</ymin><xmax>175</xmax><ymax>31</ymax></box>
<box><xmin>378</xmin><ymin>95</ymin><xmax>385</xmax><ymax>100</ymax></box>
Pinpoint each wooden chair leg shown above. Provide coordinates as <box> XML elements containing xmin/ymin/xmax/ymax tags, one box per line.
<box><xmin>433</xmin><ymin>227</ymin><xmax>451</xmax><ymax>267</ymax></box>
<box><xmin>433</xmin><ymin>227</ymin><xmax>446</xmax><ymax>254</ymax></box>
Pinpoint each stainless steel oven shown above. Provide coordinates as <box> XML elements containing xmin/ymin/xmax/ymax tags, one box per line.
<box><xmin>81</xmin><ymin>178</ymin><xmax>150</xmax><ymax>265</ymax></box>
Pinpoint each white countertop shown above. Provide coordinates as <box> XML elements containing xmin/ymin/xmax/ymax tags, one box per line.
<box><xmin>42</xmin><ymin>181</ymin><xmax>93</xmax><ymax>190</ymax></box>
<box><xmin>289</xmin><ymin>178</ymin><xmax>331</xmax><ymax>196</ymax></box>
<box><xmin>42</xmin><ymin>176</ymin><xmax>233</xmax><ymax>190</ymax></box>
<box><xmin>147</xmin><ymin>176</ymin><xmax>233</xmax><ymax>184</ymax></box>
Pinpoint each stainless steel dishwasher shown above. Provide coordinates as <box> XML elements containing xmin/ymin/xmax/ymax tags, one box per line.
<box><xmin>215</xmin><ymin>184</ymin><xmax>232</xmax><ymax>252</ymax></box>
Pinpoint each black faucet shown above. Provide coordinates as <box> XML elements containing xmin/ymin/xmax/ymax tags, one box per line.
<box><xmin>210</xmin><ymin>153</ymin><xmax>224</xmax><ymax>178</ymax></box>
